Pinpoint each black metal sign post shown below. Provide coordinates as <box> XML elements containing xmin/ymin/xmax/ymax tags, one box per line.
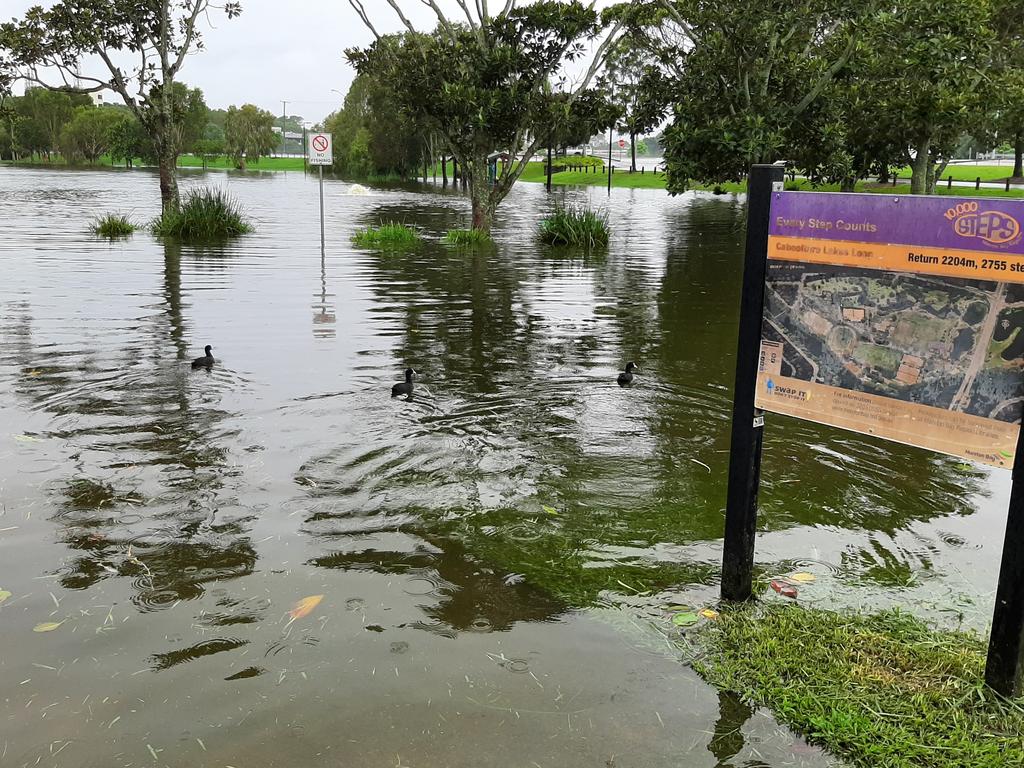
<box><xmin>722</xmin><ymin>163</ymin><xmax>1024</xmax><ymax>696</ymax></box>
<box><xmin>986</xmin><ymin>423</ymin><xmax>1024</xmax><ymax>696</ymax></box>
<box><xmin>722</xmin><ymin>164</ymin><xmax>784</xmax><ymax>601</ymax></box>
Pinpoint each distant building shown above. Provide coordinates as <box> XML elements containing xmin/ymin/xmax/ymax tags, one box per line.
<box><xmin>842</xmin><ymin>307</ymin><xmax>866</xmax><ymax>322</ymax></box>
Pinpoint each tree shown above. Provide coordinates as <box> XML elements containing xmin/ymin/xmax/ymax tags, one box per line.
<box><xmin>622</xmin><ymin>0</ymin><xmax>866</xmax><ymax>191</ymax></box>
<box><xmin>992</xmin><ymin>0</ymin><xmax>1024</xmax><ymax>178</ymax></box>
<box><xmin>853</xmin><ymin>0</ymin><xmax>997</xmax><ymax>194</ymax></box>
<box><xmin>107</xmin><ymin>114</ymin><xmax>152</xmax><ymax>167</ymax></box>
<box><xmin>599</xmin><ymin>36</ymin><xmax>667</xmax><ymax>172</ymax></box>
<box><xmin>346</xmin><ymin>1</ymin><xmax>622</xmax><ymax>232</ymax></box>
<box><xmin>192</xmin><ymin>122</ymin><xmax>225</xmax><ymax>168</ymax></box>
<box><xmin>2</xmin><ymin>0</ymin><xmax>242</xmax><ymax>211</ymax></box>
<box><xmin>15</xmin><ymin>88</ymin><xmax>90</xmax><ymax>159</ymax></box>
<box><xmin>59</xmin><ymin>105</ymin><xmax>123</xmax><ymax>163</ymax></box>
<box><xmin>224</xmin><ymin>103</ymin><xmax>276</xmax><ymax>170</ymax></box>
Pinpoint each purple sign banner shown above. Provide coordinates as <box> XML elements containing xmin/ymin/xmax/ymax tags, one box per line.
<box><xmin>769</xmin><ymin>192</ymin><xmax>1024</xmax><ymax>255</ymax></box>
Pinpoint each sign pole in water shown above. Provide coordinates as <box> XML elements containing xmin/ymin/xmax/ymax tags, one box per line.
<box><xmin>722</xmin><ymin>164</ymin><xmax>783</xmax><ymax>601</ymax></box>
<box><xmin>307</xmin><ymin>132</ymin><xmax>333</xmax><ymax>256</ymax></box>
<box><xmin>724</xmin><ymin>167</ymin><xmax>1024</xmax><ymax>696</ymax></box>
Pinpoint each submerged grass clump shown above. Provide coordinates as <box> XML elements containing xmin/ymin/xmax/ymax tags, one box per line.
<box><xmin>538</xmin><ymin>206</ymin><xmax>609</xmax><ymax>248</ymax></box>
<box><xmin>92</xmin><ymin>214</ymin><xmax>136</xmax><ymax>238</ymax></box>
<box><xmin>692</xmin><ymin>603</ymin><xmax>1024</xmax><ymax>768</ymax></box>
<box><xmin>352</xmin><ymin>222</ymin><xmax>421</xmax><ymax>247</ymax></box>
<box><xmin>445</xmin><ymin>229</ymin><xmax>491</xmax><ymax>247</ymax></box>
<box><xmin>152</xmin><ymin>188</ymin><xmax>252</xmax><ymax>240</ymax></box>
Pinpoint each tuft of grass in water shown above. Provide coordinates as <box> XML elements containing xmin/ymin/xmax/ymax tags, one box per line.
<box><xmin>92</xmin><ymin>213</ymin><xmax>136</xmax><ymax>238</ymax></box>
<box><xmin>692</xmin><ymin>603</ymin><xmax>1024</xmax><ymax>768</ymax></box>
<box><xmin>151</xmin><ymin>188</ymin><xmax>252</xmax><ymax>241</ymax></box>
<box><xmin>352</xmin><ymin>222</ymin><xmax>421</xmax><ymax>247</ymax></box>
<box><xmin>538</xmin><ymin>206</ymin><xmax>610</xmax><ymax>248</ymax></box>
<box><xmin>444</xmin><ymin>229</ymin><xmax>491</xmax><ymax>247</ymax></box>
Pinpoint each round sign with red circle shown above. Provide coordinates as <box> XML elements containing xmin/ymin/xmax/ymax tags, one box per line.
<box><xmin>312</xmin><ymin>135</ymin><xmax>329</xmax><ymax>152</ymax></box>
<box><xmin>618</xmin><ymin>139</ymin><xmax>626</xmax><ymax>149</ymax></box>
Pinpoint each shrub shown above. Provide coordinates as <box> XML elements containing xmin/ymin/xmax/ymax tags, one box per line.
<box><xmin>152</xmin><ymin>187</ymin><xmax>252</xmax><ymax>240</ymax></box>
<box><xmin>445</xmin><ymin>229</ymin><xmax>491</xmax><ymax>247</ymax></box>
<box><xmin>538</xmin><ymin>206</ymin><xmax>609</xmax><ymax>248</ymax></box>
<box><xmin>352</xmin><ymin>222</ymin><xmax>421</xmax><ymax>247</ymax></box>
<box><xmin>551</xmin><ymin>155</ymin><xmax>604</xmax><ymax>171</ymax></box>
<box><xmin>92</xmin><ymin>213</ymin><xmax>136</xmax><ymax>238</ymax></box>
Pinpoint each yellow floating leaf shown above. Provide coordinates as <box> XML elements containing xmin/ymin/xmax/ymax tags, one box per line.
<box><xmin>13</xmin><ymin>434</ymin><xmax>39</xmax><ymax>443</ymax></box>
<box><xmin>699</xmin><ymin>608</ymin><xmax>719</xmax><ymax>620</ymax></box>
<box><xmin>33</xmin><ymin>621</ymin><xmax>64</xmax><ymax>633</ymax></box>
<box><xmin>0</xmin><ymin>589</ymin><xmax>11</xmax><ymax>604</ymax></box>
<box><xmin>287</xmin><ymin>595</ymin><xmax>323</xmax><ymax>621</ymax></box>
<box><xmin>541</xmin><ymin>505</ymin><xmax>558</xmax><ymax>516</ymax></box>
<box><xmin>789</xmin><ymin>572</ymin><xmax>816</xmax><ymax>584</ymax></box>
<box><xmin>27</xmin><ymin>370</ymin><xmax>41</xmax><ymax>377</ymax></box>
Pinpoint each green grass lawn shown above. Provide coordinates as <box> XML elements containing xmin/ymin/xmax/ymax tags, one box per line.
<box><xmin>176</xmin><ymin>155</ymin><xmax>307</xmax><ymax>171</ymax></box>
<box><xmin>694</xmin><ymin>604</ymin><xmax>1024</xmax><ymax>768</ymax></box>
<box><xmin>894</xmin><ymin>164</ymin><xmax>1020</xmax><ymax>183</ymax></box>
<box><xmin>518</xmin><ymin>161</ymin><xmax>669</xmax><ymax>189</ymax></box>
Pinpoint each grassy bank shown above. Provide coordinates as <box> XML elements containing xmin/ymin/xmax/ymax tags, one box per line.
<box><xmin>176</xmin><ymin>155</ymin><xmax>307</xmax><ymax>172</ymax></box>
<box><xmin>693</xmin><ymin>604</ymin><xmax>1024</xmax><ymax>768</ymax></box>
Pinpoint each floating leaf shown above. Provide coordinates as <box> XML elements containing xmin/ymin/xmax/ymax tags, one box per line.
<box><xmin>287</xmin><ymin>594</ymin><xmax>323</xmax><ymax>621</ymax></box>
<box><xmin>770</xmin><ymin>579</ymin><xmax>798</xmax><ymax>599</ymax></box>
<box><xmin>0</xmin><ymin>589</ymin><xmax>11</xmax><ymax>605</ymax></box>
<box><xmin>699</xmin><ymin>608</ymin><xmax>719</xmax><ymax>620</ymax></box>
<box><xmin>13</xmin><ymin>434</ymin><xmax>39</xmax><ymax>443</ymax></box>
<box><xmin>33</xmin><ymin>620</ymin><xmax>65</xmax><ymax>632</ymax></box>
<box><xmin>788</xmin><ymin>572</ymin><xmax>816</xmax><ymax>584</ymax></box>
<box><xmin>672</xmin><ymin>611</ymin><xmax>699</xmax><ymax>627</ymax></box>
<box><xmin>541</xmin><ymin>505</ymin><xmax>558</xmax><ymax>516</ymax></box>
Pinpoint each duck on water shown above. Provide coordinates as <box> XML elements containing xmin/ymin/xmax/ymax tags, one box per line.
<box><xmin>192</xmin><ymin>345</ymin><xmax>215</xmax><ymax>369</ymax></box>
<box><xmin>391</xmin><ymin>368</ymin><xmax>418</xmax><ymax>398</ymax></box>
<box><xmin>617</xmin><ymin>361</ymin><xmax>638</xmax><ymax>386</ymax></box>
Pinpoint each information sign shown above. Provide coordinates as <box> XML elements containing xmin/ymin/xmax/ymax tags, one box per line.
<box><xmin>757</xmin><ymin>192</ymin><xmax>1024</xmax><ymax>467</ymax></box>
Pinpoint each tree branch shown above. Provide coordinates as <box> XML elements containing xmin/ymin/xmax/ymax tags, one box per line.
<box><xmin>792</xmin><ymin>25</ymin><xmax>857</xmax><ymax>116</ymax></box>
<box><xmin>347</xmin><ymin>0</ymin><xmax>381</xmax><ymax>40</ymax></box>
<box><xmin>172</xmin><ymin>0</ymin><xmax>208</xmax><ymax>75</ymax></box>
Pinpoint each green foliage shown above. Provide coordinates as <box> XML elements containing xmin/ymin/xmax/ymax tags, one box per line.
<box><xmin>445</xmin><ymin>229</ymin><xmax>492</xmax><ymax>247</ymax></box>
<box><xmin>345</xmin><ymin>2</ymin><xmax>619</xmax><ymax>231</ymax></box>
<box><xmin>7</xmin><ymin>88</ymin><xmax>91</xmax><ymax>159</ymax></box>
<box><xmin>224</xmin><ymin>103</ymin><xmax>277</xmax><ymax>170</ymax></box>
<box><xmin>323</xmin><ymin>72</ymin><xmax>425</xmax><ymax>179</ymax></box>
<box><xmin>538</xmin><ymin>206</ymin><xmax>610</xmax><ymax>248</ymax></box>
<box><xmin>91</xmin><ymin>213</ymin><xmax>136</xmax><ymax>238</ymax></box>
<box><xmin>1</xmin><ymin>1</ymin><xmax>241</xmax><ymax>210</ymax></box>
<box><xmin>106</xmin><ymin>114</ymin><xmax>151</xmax><ymax>166</ymax></box>
<box><xmin>59</xmin><ymin>106</ymin><xmax>123</xmax><ymax>163</ymax></box>
<box><xmin>694</xmin><ymin>604</ymin><xmax>1024</xmax><ymax>768</ymax></box>
<box><xmin>151</xmin><ymin>187</ymin><xmax>252</xmax><ymax>240</ymax></box>
<box><xmin>352</xmin><ymin>222</ymin><xmax>421</xmax><ymax>248</ymax></box>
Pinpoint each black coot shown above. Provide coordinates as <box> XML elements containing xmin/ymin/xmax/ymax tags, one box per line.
<box><xmin>191</xmin><ymin>345</ymin><xmax>214</xmax><ymax>368</ymax></box>
<box><xmin>391</xmin><ymin>368</ymin><xmax>418</xmax><ymax>397</ymax></box>
<box><xmin>617</xmin><ymin>361</ymin><xmax>638</xmax><ymax>386</ymax></box>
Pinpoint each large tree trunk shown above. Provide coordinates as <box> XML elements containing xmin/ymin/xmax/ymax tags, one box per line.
<box><xmin>630</xmin><ymin>130</ymin><xmax>637</xmax><ymax>172</ymax></box>
<box><xmin>441</xmin><ymin>155</ymin><xmax>448</xmax><ymax>186</ymax></box>
<box><xmin>1014</xmin><ymin>131</ymin><xmax>1023</xmax><ymax>180</ymax></box>
<box><xmin>840</xmin><ymin>177</ymin><xmax>856</xmax><ymax>193</ymax></box>
<box><xmin>468</xmin><ymin>158</ymin><xmax>495</xmax><ymax>233</ymax></box>
<box><xmin>157</xmin><ymin>139</ymin><xmax>180</xmax><ymax>213</ymax></box>
<box><xmin>910</xmin><ymin>136</ymin><xmax>931</xmax><ymax>195</ymax></box>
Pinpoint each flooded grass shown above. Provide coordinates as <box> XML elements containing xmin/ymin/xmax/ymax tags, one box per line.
<box><xmin>444</xmin><ymin>228</ymin><xmax>491</xmax><ymax>247</ymax></box>
<box><xmin>91</xmin><ymin>213</ymin><xmax>136</xmax><ymax>238</ymax></box>
<box><xmin>151</xmin><ymin>187</ymin><xmax>252</xmax><ymax>240</ymax></box>
<box><xmin>352</xmin><ymin>221</ymin><xmax>421</xmax><ymax>247</ymax></box>
<box><xmin>694</xmin><ymin>604</ymin><xmax>1024</xmax><ymax>768</ymax></box>
<box><xmin>538</xmin><ymin>206</ymin><xmax>609</xmax><ymax>248</ymax></box>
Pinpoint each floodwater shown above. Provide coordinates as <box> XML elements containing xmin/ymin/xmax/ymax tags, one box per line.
<box><xmin>0</xmin><ymin>165</ymin><xmax>1009</xmax><ymax>767</ymax></box>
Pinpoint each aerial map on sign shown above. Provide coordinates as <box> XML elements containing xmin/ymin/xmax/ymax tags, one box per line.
<box><xmin>762</xmin><ymin>265</ymin><xmax>1024</xmax><ymax>423</ymax></box>
<box><xmin>757</xmin><ymin>192</ymin><xmax>1024</xmax><ymax>467</ymax></box>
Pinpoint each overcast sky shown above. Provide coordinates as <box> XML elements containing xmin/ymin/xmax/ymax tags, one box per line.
<box><xmin>6</xmin><ymin>0</ymin><xmax>616</xmax><ymax>123</ymax></box>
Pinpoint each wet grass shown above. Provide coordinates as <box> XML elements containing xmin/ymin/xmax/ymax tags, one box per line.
<box><xmin>91</xmin><ymin>213</ymin><xmax>136</xmax><ymax>238</ymax></box>
<box><xmin>538</xmin><ymin>206</ymin><xmax>610</xmax><ymax>248</ymax></box>
<box><xmin>693</xmin><ymin>603</ymin><xmax>1024</xmax><ymax>768</ymax></box>
<box><xmin>151</xmin><ymin>188</ymin><xmax>252</xmax><ymax>240</ymax></box>
<box><xmin>444</xmin><ymin>229</ymin><xmax>492</xmax><ymax>247</ymax></box>
<box><xmin>352</xmin><ymin>222</ymin><xmax>421</xmax><ymax>247</ymax></box>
